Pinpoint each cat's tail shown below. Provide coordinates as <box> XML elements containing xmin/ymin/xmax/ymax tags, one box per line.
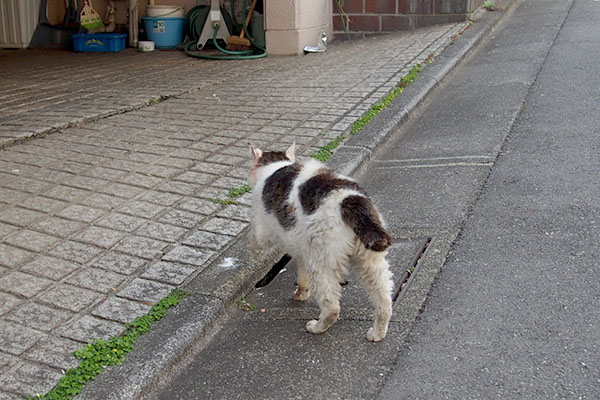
<box><xmin>340</xmin><ymin>195</ymin><xmax>392</xmax><ymax>252</ymax></box>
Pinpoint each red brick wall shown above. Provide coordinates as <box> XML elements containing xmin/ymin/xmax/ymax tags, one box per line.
<box><xmin>333</xmin><ymin>0</ymin><xmax>484</xmax><ymax>35</ymax></box>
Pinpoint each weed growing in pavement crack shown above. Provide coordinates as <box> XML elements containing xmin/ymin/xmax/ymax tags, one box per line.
<box><xmin>311</xmin><ymin>134</ymin><xmax>348</xmax><ymax>163</ymax></box>
<box><xmin>29</xmin><ymin>289</ymin><xmax>190</xmax><ymax>400</ymax></box>
<box><xmin>210</xmin><ymin>198</ymin><xmax>241</xmax><ymax>206</ymax></box>
<box><xmin>227</xmin><ymin>184</ymin><xmax>251</xmax><ymax>198</ymax></box>
<box><xmin>236</xmin><ymin>297</ymin><xmax>257</xmax><ymax>311</ymax></box>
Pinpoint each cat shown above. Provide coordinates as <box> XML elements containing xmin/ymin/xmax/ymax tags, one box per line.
<box><xmin>249</xmin><ymin>142</ymin><xmax>394</xmax><ymax>342</ymax></box>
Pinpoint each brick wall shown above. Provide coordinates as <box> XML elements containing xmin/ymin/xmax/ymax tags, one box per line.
<box><xmin>333</xmin><ymin>0</ymin><xmax>484</xmax><ymax>36</ymax></box>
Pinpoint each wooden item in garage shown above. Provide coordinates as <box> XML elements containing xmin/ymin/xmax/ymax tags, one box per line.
<box><xmin>226</xmin><ymin>0</ymin><xmax>257</xmax><ymax>50</ymax></box>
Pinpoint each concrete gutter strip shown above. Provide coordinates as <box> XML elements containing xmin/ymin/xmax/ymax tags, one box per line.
<box><xmin>78</xmin><ymin>5</ymin><xmax>514</xmax><ymax>399</ymax></box>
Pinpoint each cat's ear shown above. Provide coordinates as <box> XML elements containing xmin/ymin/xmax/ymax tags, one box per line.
<box><xmin>285</xmin><ymin>142</ymin><xmax>296</xmax><ymax>162</ymax></box>
<box><xmin>250</xmin><ymin>146</ymin><xmax>262</xmax><ymax>162</ymax></box>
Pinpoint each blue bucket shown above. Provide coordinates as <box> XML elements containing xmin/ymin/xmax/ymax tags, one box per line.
<box><xmin>142</xmin><ymin>16</ymin><xmax>185</xmax><ymax>49</ymax></box>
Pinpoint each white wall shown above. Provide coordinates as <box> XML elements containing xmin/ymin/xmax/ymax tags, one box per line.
<box><xmin>265</xmin><ymin>0</ymin><xmax>332</xmax><ymax>55</ymax></box>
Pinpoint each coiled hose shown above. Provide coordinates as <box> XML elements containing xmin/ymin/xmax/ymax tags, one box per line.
<box><xmin>184</xmin><ymin>0</ymin><xmax>267</xmax><ymax>60</ymax></box>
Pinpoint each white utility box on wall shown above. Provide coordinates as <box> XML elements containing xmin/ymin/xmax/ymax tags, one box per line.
<box><xmin>0</xmin><ymin>0</ymin><xmax>41</xmax><ymax>48</ymax></box>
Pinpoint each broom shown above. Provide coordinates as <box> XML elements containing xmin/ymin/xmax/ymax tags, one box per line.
<box><xmin>227</xmin><ymin>0</ymin><xmax>258</xmax><ymax>51</ymax></box>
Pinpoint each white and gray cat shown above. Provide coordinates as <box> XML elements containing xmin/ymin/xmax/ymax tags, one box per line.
<box><xmin>249</xmin><ymin>143</ymin><xmax>394</xmax><ymax>342</ymax></box>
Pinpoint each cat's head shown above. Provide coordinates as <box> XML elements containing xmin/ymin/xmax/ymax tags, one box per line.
<box><xmin>249</xmin><ymin>142</ymin><xmax>295</xmax><ymax>187</ymax></box>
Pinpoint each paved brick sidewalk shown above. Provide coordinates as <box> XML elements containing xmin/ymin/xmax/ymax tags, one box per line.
<box><xmin>0</xmin><ymin>23</ymin><xmax>465</xmax><ymax>398</ymax></box>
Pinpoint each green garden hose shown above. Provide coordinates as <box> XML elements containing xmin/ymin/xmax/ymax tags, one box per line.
<box><xmin>184</xmin><ymin>1</ymin><xmax>266</xmax><ymax>60</ymax></box>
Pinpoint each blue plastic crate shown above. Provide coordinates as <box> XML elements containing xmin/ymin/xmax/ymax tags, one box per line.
<box><xmin>72</xmin><ymin>33</ymin><xmax>127</xmax><ymax>52</ymax></box>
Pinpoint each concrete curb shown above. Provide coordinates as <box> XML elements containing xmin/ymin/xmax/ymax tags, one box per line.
<box><xmin>78</xmin><ymin>6</ymin><xmax>514</xmax><ymax>399</ymax></box>
<box><xmin>78</xmin><ymin>233</ymin><xmax>284</xmax><ymax>399</ymax></box>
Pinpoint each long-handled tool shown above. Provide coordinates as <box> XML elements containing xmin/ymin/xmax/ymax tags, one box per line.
<box><xmin>184</xmin><ymin>0</ymin><xmax>266</xmax><ymax>60</ymax></box>
<box><xmin>226</xmin><ymin>0</ymin><xmax>257</xmax><ymax>51</ymax></box>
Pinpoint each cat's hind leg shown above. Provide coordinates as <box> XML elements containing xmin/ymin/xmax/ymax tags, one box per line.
<box><xmin>293</xmin><ymin>258</ymin><xmax>311</xmax><ymax>301</ymax></box>
<box><xmin>305</xmin><ymin>263</ymin><xmax>343</xmax><ymax>335</ymax></box>
<box><xmin>357</xmin><ymin>249</ymin><xmax>393</xmax><ymax>342</ymax></box>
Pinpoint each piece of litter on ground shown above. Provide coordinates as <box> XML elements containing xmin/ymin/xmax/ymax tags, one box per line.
<box><xmin>279</xmin><ymin>268</ymin><xmax>287</xmax><ymax>274</ymax></box>
<box><xmin>218</xmin><ymin>257</ymin><xmax>237</xmax><ymax>269</ymax></box>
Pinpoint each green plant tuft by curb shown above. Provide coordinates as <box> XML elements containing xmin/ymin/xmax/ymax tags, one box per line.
<box><xmin>311</xmin><ymin>134</ymin><xmax>348</xmax><ymax>162</ymax></box>
<box><xmin>30</xmin><ymin>289</ymin><xmax>190</xmax><ymax>400</ymax></box>
<box><xmin>236</xmin><ymin>297</ymin><xmax>257</xmax><ymax>311</ymax></box>
<box><xmin>351</xmin><ymin>64</ymin><xmax>423</xmax><ymax>136</ymax></box>
<box><xmin>311</xmin><ymin>63</ymin><xmax>424</xmax><ymax>162</ymax></box>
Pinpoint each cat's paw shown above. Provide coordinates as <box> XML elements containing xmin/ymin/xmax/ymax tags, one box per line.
<box><xmin>306</xmin><ymin>320</ymin><xmax>326</xmax><ymax>334</ymax></box>
<box><xmin>366</xmin><ymin>327</ymin><xmax>385</xmax><ymax>342</ymax></box>
<box><xmin>293</xmin><ymin>287</ymin><xmax>310</xmax><ymax>301</ymax></box>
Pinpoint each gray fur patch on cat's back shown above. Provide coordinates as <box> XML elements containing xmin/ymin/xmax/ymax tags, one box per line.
<box><xmin>299</xmin><ymin>168</ymin><xmax>365</xmax><ymax>215</ymax></box>
<box><xmin>262</xmin><ymin>164</ymin><xmax>302</xmax><ymax>230</ymax></box>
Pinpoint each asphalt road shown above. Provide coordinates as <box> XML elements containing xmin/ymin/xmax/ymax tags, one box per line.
<box><xmin>377</xmin><ymin>0</ymin><xmax>600</xmax><ymax>398</ymax></box>
<box><xmin>151</xmin><ymin>0</ymin><xmax>600</xmax><ymax>398</ymax></box>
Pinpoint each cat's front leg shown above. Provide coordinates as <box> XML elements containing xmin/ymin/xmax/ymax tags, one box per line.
<box><xmin>249</xmin><ymin>219</ymin><xmax>269</xmax><ymax>258</ymax></box>
<box><xmin>293</xmin><ymin>259</ymin><xmax>310</xmax><ymax>301</ymax></box>
<box><xmin>248</xmin><ymin>230</ymin><xmax>262</xmax><ymax>258</ymax></box>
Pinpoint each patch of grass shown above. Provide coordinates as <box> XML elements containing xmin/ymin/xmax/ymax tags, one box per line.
<box><xmin>310</xmin><ymin>64</ymin><xmax>424</xmax><ymax>162</ymax></box>
<box><xmin>209</xmin><ymin>184</ymin><xmax>252</xmax><ymax>206</ymax></box>
<box><xmin>227</xmin><ymin>184</ymin><xmax>252</xmax><ymax>198</ymax></box>
<box><xmin>484</xmin><ymin>0</ymin><xmax>494</xmax><ymax>10</ymax></box>
<box><xmin>209</xmin><ymin>198</ymin><xmax>241</xmax><ymax>206</ymax></box>
<box><xmin>31</xmin><ymin>289</ymin><xmax>190</xmax><ymax>400</ymax></box>
<box><xmin>398</xmin><ymin>63</ymin><xmax>423</xmax><ymax>88</ymax></box>
<box><xmin>311</xmin><ymin>134</ymin><xmax>347</xmax><ymax>162</ymax></box>
<box><xmin>236</xmin><ymin>297</ymin><xmax>257</xmax><ymax>311</ymax></box>
<box><xmin>351</xmin><ymin>64</ymin><xmax>423</xmax><ymax>135</ymax></box>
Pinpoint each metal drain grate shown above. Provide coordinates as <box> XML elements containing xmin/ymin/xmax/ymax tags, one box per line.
<box><xmin>392</xmin><ymin>237</ymin><xmax>432</xmax><ymax>304</ymax></box>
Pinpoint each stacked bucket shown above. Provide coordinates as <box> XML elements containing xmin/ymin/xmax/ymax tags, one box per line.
<box><xmin>142</xmin><ymin>5</ymin><xmax>185</xmax><ymax>49</ymax></box>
